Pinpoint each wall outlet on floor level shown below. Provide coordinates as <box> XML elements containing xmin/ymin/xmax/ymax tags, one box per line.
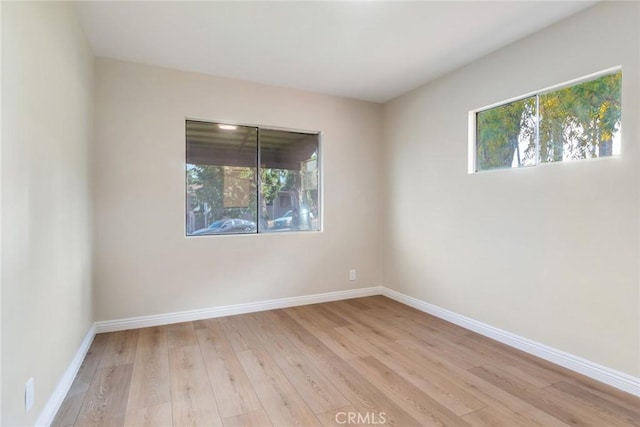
<box><xmin>25</xmin><ymin>377</ymin><xmax>34</xmax><ymax>413</ymax></box>
<box><xmin>349</xmin><ymin>269</ymin><xmax>357</xmax><ymax>281</ymax></box>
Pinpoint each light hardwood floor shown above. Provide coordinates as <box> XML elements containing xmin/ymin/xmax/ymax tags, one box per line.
<box><xmin>53</xmin><ymin>296</ymin><xmax>640</xmax><ymax>426</ymax></box>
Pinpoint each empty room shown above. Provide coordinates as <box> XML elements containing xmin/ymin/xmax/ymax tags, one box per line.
<box><xmin>2</xmin><ymin>1</ymin><xmax>639</xmax><ymax>426</ymax></box>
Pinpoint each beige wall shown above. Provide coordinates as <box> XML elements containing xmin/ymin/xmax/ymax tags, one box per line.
<box><xmin>1</xmin><ymin>2</ymin><xmax>94</xmax><ymax>425</ymax></box>
<box><xmin>93</xmin><ymin>59</ymin><xmax>383</xmax><ymax>321</ymax></box>
<box><xmin>2</xmin><ymin>3</ymin><xmax>637</xmax><ymax>424</ymax></box>
<box><xmin>383</xmin><ymin>1</ymin><xmax>640</xmax><ymax>376</ymax></box>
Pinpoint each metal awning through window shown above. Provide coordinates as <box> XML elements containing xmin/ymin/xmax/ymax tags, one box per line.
<box><xmin>186</xmin><ymin>120</ymin><xmax>317</xmax><ymax>170</ymax></box>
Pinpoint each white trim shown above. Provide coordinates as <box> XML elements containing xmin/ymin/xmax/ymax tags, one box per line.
<box><xmin>95</xmin><ymin>286</ymin><xmax>383</xmax><ymax>333</ymax></box>
<box><xmin>43</xmin><ymin>284</ymin><xmax>638</xmax><ymax>427</ymax></box>
<box><xmin>35</xmin><ymin>325</ymin><xmax>96</xmax><ymax>427</ymax></box>
<box><xmin>381</xmin><ymin>287</ymin><xmax>640</xmax><ymax>397</ymax></box>
<box><xmin>467</xmin><ymin>111</ymin><xmax>477</xmax><ymax>174</ymax></box>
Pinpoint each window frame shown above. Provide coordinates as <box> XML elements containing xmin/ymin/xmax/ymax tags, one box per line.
<box><xmin>468</xmin><ymin>66</ymin><xmax>622</xmax><ymax>174</ymax></box>
<box><xmin>185</xmin><ymin>118</ymin><xmax>322</xmax><ymax>236</ymax></box>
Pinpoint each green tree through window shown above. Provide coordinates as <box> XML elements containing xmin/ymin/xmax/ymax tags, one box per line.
<box><xmin>186</xmin><ymin>121</ymin><xmax>320</xmax><ymax>235</ymax></box>
<box><xmin>475</xmin><ymin>71</ymin><xmax>621</xmax><ymax>172</ymax></box>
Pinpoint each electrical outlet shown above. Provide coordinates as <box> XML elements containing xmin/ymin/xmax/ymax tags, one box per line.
<box><xmin>25</xmin><ymin>377</ymin><xmax>34</xmax><ymax>413</ymax></box>
<box><xmin>349</xmin><ymin>269</ymin><xmax>357</xmax><ymax>281</ymax></box>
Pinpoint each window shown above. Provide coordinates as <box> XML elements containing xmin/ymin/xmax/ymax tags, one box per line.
<box><xmin>186</xmin><ymin>120</ymin><xmax>320</xmax><ymax>235</ymax></box>
<box><xmin>472</xmin><ymin>70</ymin><xmax>622</xmax><ymax>172</ymax></box>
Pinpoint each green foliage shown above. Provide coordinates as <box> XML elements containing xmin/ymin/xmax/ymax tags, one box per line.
<box><xmin>187</xmin><ymin>164</ymin><xmax>225</xmax><ymax>219</ymax></box>
<box><xmin>477</xmin><ymin>97</ymin><xmax>535</xmax><ymax>170</ymax></box>
<box><xmin>476</xmin><ymin>71</ymin><xmax>621</xmax><ymax>171</ymax></box>
<box><xmin>539</xmin><ymin>71</ymin><xmax>621</xmax><ymax>161</ymax></box>
<box><xmin>261</xmin><ymin>169</ymin><xmax>287</xmax><ymax>204</ymax></box>
<box><xmin>187</xmin><ymin>165</ymin><xmax>293</xmax><ymax>224</ymax></box>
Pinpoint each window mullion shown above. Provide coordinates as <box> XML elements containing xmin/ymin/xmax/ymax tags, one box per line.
<box><xmin>535</xmin><ymin>94</ymin><xmax>540</xmax><ymax>165</ymax></box>
<box><xmin>256</xmin><ymin>127</ymin><xmax>262</xmax><ymax>233</ymax></box>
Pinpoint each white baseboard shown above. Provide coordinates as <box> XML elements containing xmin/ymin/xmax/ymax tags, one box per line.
<box><xmin>95</xmin><ymin>286</ymin><xmax>383</xmax><ymax>333</ymax></box>
<box><xmin>35</xmin><ymin>324</ymin><xmax>96</xmax><ymax>427</ymax></box>
<box><xmin>381</xmin><ymin>287</ymin><xmax>640</xmax><ymax>397</ymax></box>
<box><xmin>44</xmin><ymin>284</ymin><xmax>637</xmax><ymax>427</ymax></box>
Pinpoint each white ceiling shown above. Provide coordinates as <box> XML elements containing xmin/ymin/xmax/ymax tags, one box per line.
<box><xmin>76</xmin><ymin>1</ymin><xmax>596</xmax><ymax>103</ymax></box>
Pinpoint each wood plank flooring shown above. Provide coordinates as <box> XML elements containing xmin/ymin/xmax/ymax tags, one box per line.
<box><xmin>53</xmin><ymin>296</ymin><xmax>640</xmax><ymax>426</ymax></box>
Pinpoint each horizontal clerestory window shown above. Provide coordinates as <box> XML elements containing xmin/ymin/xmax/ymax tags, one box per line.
<box><xmin>186</xmin><ymin>120</ymin><xmax>320</xmax><ymax>236</ymax></box>
<box><xmin>471</xmin><ymin>69</ymin><xmax>622</xmax><ymax>172</ymax></box>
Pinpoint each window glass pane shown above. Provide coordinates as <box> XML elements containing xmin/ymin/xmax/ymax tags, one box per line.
<box><xmin>259</xmin><ymin>129</ymin><xmax>319</xmax><ymax>232</ymax></box>
<box><xmin>476</xmin><ymin>97</ymin><xmax>537</xmax><ymax>171</ymax></box>
<box><xmin>539</xmin><ymin>71</ymin><xmax>621</xmax><ymax>163</ymax></box>
<box><xmin>186</xmin><ymin>121</ymin><xmax>258</xmax><ymax>235</ymax></box>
